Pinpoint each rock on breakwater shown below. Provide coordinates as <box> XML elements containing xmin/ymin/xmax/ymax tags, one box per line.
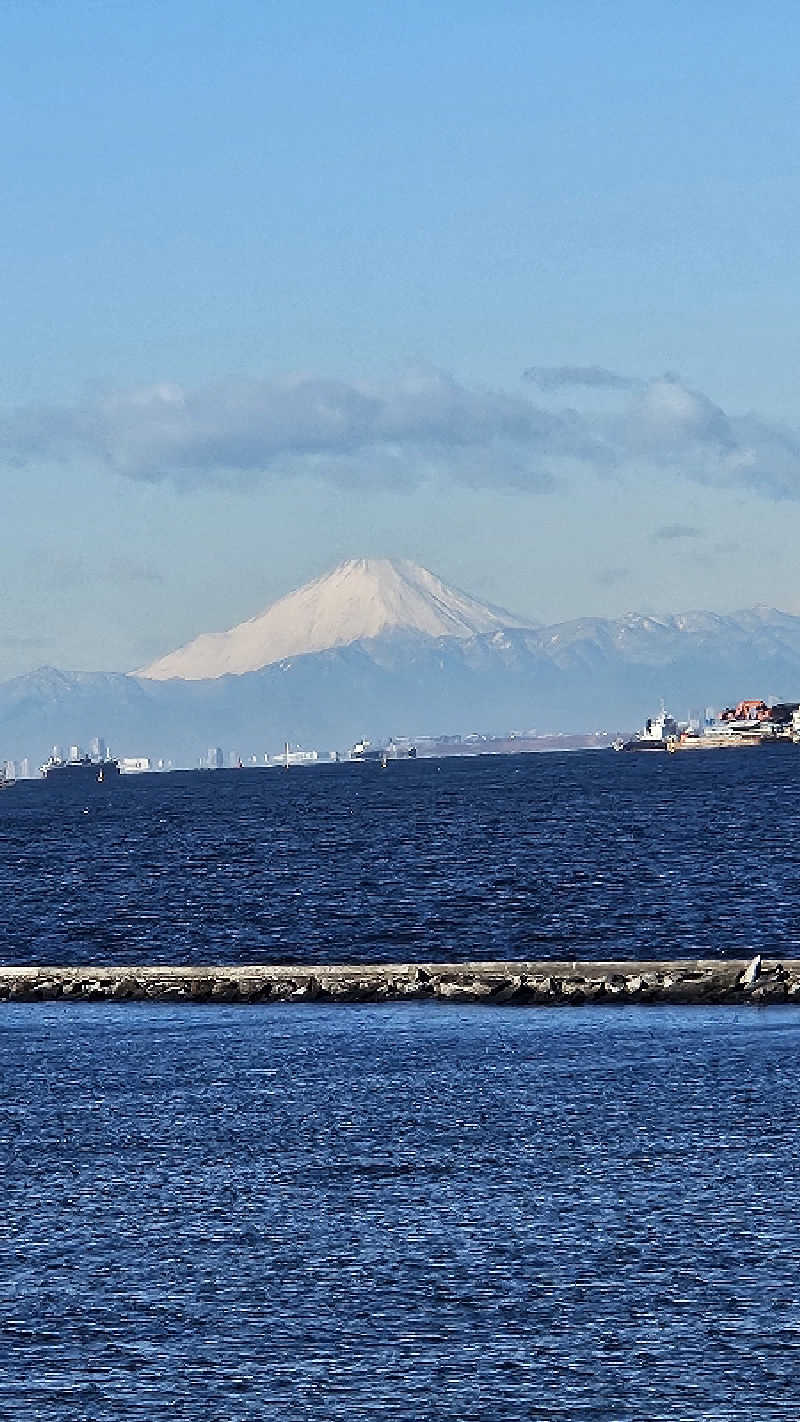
<box><xmin>0</xmin><ymin>958</ymin><xmax>796</xmax><ymax>1005</ymax></box>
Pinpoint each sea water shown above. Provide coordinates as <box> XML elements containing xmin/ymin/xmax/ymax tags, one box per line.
<box><xmin>1</xmin><ymin>750</ymin><xmax>799</xmax><ymax>965</ymax></box>
<box><xmin>1</xmin><ymin>1002</ymin><xmax>799</xmax><ymax>1420</ymax></box>
<box><xmin>2</xmin><ymin>753</ymin><xmax>800</xmax><ymax>1419</ymax></box>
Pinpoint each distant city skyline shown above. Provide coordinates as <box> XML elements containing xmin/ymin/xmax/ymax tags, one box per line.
<box><xmin>3</xmin><ymin>2</ymin><xmax>800</xmax><ymax>679</ymax></box>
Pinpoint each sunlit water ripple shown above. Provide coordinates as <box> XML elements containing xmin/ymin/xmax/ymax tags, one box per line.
<box><xmin>1</xmin><ymin>750</ymin><xmax>800</xmax><ymax>965</ymax></box>
<box><xmin>2</xmin><ymin>1003</ymin><xmax>799</xmax><ymax>1419</ymax></box>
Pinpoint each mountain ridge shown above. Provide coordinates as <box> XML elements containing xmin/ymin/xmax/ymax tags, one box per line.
<box><xmin>138</xmin><ymin>557</ymin><xmax>534</xmax><ymax>680</ymax></box>
<box><xmin>4</xmin><ymin>560</ymin><xmax>800</xmax><ymax>765</ymax></box>
<box><xmin>4</xmin><ymin>603</ymin><xmax>800</xmax><ymax>767</ymax></box>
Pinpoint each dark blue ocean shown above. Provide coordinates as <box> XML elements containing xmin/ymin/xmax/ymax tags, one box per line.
<box><xmin>1</xmin><ymin>750</ymin><xmax>799</xmax><ymax>965</ymax></box>
<box><xmin>2</xmin><ymin>1002</ymin><xmax>800</xmax><ymax>1420</ymax></box>
<box><xmin>4</xmin><ymin>753</ymin><xmax>800</xmax><ymax>1419</ymax></box>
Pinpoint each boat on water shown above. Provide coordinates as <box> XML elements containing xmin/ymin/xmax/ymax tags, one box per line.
<box><xmin>349</xmin><ymin>739</ymin><xmax>384</xmax><ymax>762</ymax></box>
<box><xmin>667</xmin><ymin>728</ymin><xmax>771</xmax><ymax>752</ymax></box>
<box><xmin>612</xmin><ymin>709</ymin><xmax>679</xmax><ymax>752</ymax></box>
<box><xmin>349</xmin><ymin>738</ymin><xmax>417</xmax><ymax>762</ymax></box>
<box><xmin>40</xmin><ymin>755</ymin><xmax>120</xmax><ymax>782</ymax></box>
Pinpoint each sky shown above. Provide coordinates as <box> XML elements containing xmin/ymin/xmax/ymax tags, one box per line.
<box><xmin>2</xmin><ymin>0</ymin><xmax>800</xmax><ymax>676</ymax></box>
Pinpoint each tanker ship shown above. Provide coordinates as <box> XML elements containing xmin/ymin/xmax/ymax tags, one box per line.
<box><xmin>40</xmin><ymin>754</ymin><xmax>120</xmax><ymax>782</ymax></box>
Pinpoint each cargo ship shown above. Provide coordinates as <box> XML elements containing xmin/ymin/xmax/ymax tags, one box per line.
<box><xmin>40</xmin><ymin>755</ymin><xmax>120</xmax><ymax>782</ymax></box>
<box><xmin>612</xmin><ymin>709</ymin><xmax>679</xmax><ymax>752</ymax></box>
<box><xmin>349</xmin><ymin>739</ymin><xmax>417</xmax><ymax>761</ymax></box>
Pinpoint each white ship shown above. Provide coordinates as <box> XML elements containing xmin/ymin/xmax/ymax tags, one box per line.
<box><xmin>613</xmin><ymin>709</ymin><xmax>680</xmax><ymax>752</ymax></box>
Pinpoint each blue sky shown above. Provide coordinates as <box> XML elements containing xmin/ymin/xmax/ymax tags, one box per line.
<box><xmin>2</xmin><ymin>1</ymin><xmax>800</xmax><ymax>674</ymax></box>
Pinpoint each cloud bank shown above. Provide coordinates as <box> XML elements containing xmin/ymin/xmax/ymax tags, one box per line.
<box><xmin>523</xmin><ymin>364</ymin><xmax>640</xmax><ymax>392</ymax></box>
<box><xmin>1</xmin><ymin>366</ymin><xmax>799</xmax><ymax>501</ymax></box>
<box><xmin>0</xmin><ymin>372</ymin><xmax>598</xmax><ymax>493</ymax></box>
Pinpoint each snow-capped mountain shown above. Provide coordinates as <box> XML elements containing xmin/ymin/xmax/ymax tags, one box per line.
<box><xmin>3</xmin><ymin>559</ymin><xmax>800</xmax><ymax>766</ymax></box>
<box><xmin>523</xmin><ymin>606</ymin><xmax>800</xmax><ymax>669</ymax></box>
<box><xmin>138</xmin><ymin>558</ymin><xmax>533</xmax><ymax>680</ymax></box>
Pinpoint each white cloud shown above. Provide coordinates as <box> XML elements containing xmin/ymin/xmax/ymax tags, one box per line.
<box><xmin>1</xmin><ymin>365</ymin><xmax>800</xmax><ymax>502</ymax></box>
<box><xmin>523</xmin><ymin>365</ymin><xmax>640</xmax><ymax>392</ymax></box>
<box><xmin>624</xmin><ymin>378</ymin><xmax>735</xmax><ymax>454</ymax></box>
<box><xmin>0</xmin><ymin>371</ymin><xmax>594</xmax><ymax>492</ymax></box>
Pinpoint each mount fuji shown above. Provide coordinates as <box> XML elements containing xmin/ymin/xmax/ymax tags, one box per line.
<box><xmin>138</xmin><ymin>558</ymin><xmax>534</xmax><ymax>680</ymax></box>
<box><xmin>2</xmin><ymin>558</ymin><xmax>800</xmax><ymax>766</ymax></box>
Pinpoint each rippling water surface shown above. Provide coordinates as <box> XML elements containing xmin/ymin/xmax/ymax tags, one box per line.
<box><xmin>2</xmin><ymin>1003</ymin><xmax>799</xmax><ymax>1420</ymax></box>
<box><xmin>1</xmin><ymin>751</ymin><xmax>800</xmax><ymax>964</ymax></box>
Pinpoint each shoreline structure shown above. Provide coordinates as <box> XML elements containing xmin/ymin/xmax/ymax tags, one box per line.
<box><xmin>0</xmin><ymin>957</ymin><xmax>795</xmax><ymax>1005</ymax></box>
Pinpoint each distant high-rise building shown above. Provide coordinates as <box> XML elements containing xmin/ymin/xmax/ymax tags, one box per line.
<box><xmin>89</xmin><ymin>736</ymin><xmax>107</xmax><ymax>761</ymax></box>
<box><xmin>207</xmin><ymin>747</ymin><xmax>224</xmax><ymax>769</ymax></box>
<box><xmin>68</xmin><ymin>744</ymin><xmax>81</xmax><ymax>762</ymax></box>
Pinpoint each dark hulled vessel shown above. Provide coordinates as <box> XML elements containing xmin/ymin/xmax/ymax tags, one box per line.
<box><xmin>613</xmin><ymin>710</ymin><xmax>679</xmax><ymax>752</ymax></box>
<box><xmin>40</xmin><ymin>755</ymin><xmax>120</xmax><ymax>782</ymax></box>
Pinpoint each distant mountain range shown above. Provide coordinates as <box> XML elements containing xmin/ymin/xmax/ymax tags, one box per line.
<box><xmin>4</xmin><ymin>559</ymin><xmax>800</xmax><ymax>766</ymax></box>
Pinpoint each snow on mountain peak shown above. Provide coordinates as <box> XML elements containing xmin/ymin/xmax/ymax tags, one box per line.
<box><xmin>137</xmin><ymin>557</ymin><xmax>534</xmax><ymax>681</ymax></box>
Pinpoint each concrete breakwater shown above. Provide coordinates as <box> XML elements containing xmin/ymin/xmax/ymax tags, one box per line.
<box><xmin>0</xmin><ymin>957</ymin><xmax>796</xmax><ymax>1005</ymax></box>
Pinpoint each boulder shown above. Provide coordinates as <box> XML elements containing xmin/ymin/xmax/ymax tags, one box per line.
<box><xmin>740</xmin><ymin>955</ymin><xmax>762</xmax><ymax>989</ymax></box>
<box><xmin>490</xmin><ymin>977</ymin><xmax>524</xmax><ymax>1004</ymax></box>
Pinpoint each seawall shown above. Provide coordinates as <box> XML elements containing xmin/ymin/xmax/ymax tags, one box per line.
<box><xmin>0</xmin><ymin>957</ymin><xmax>795</xmax><ymax>1005</ymax></box>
